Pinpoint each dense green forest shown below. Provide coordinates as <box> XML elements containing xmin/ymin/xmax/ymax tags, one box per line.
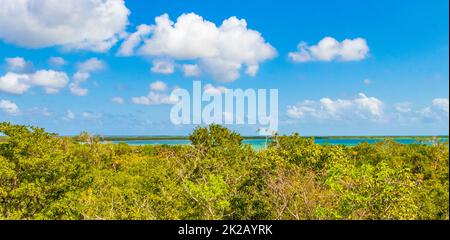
<box><xmin>0</xmin><ymin>122</ymin><xmax>448</xmax><ymax>220</ymax></box>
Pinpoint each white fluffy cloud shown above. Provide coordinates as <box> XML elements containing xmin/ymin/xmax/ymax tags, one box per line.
<box><xmin>5</xmin><ymin>57</ymin><xmax>26</xmax><ymax>70</ymax></box>
<box><xmin>182</xmin><ymin>64</ymin><xmax>201</xmax><ymax>77</ymax></box>
<box><xmin>150</xmin><ymin>81</ymin><xmax>168</xmax><ymax>92</ymax></box>
<box><xmin>117</xmin><ymin>24</ymin><xmax>152</xmax><ymax>56</ymax></box>
<box><xmin>416</xmin><ymin>98</ymin><xmax>449</xmax><ymax>121</ymax></box>
<box><xmin>287</xmin><ymin>93</ymin><xmax>383</xmax><ymax>120</ymax></box>
<box><xmin>354</xmin><ymin>93</ymin><xmax>383</xmax><ymax>118</ymax></box>
<box><xmin>31</xmin><ymin>70</ymin><xmax>69</xmax><ymax>93</ymax></box>
<box><xmin>0</xmin><ymin>99</ymin><xmax>20</xmax><ymax>115</ymax></box>
<box><xmin>151</xmin><ymin>59</ymin><xmax>174</xmax><ymax>74</ymax></box>
<box><xmin>111</xmin><ymin>97</ymin><xmax>125</xmax><ymax>104</ymax></box>
<box><xmin>394</xmin><ymin>98</ymin><xmax>449</xmax><ymax>123</ymax></box>
<box><xmin>0</xmin><ymin>0</ymin><xmax>130</xmax><ymax>52</ymax></box>
<box><xmin>432</xmin><ymin>98</ymin><xmax>449</xmax><ymax>114</ymax></box>
<box><xmin>120</xmin><ymin>13</ymin><xmax>277</xmax><ymax>82</ymax></box>
<box><xmin>289</xmin><ymin>97</ymin><xmax>448</xmax><ymax>124</ymax></box>
<box><xmin>76</xmin><ymin>58</ymin><xmax>106</xmax><ymax>72</ymax></box>
<box><xmin>286</xmin><ymin>100</ymin><xmax>317</xmax><ymax>119</ymax></box>
<box><xmin>319</xmin><ymin>98</ymin><xmax>353</xmax><ymax>119</ymax></box>
<box><xmin>4</xmin><ymin>57</ymin><xmax>34</xmax><ymax>73</ymax></box>
<box><xmin>289</xmin><ymin>37</ymin><xmax>369</xmax><ymax>62</ymax></box>
<box><xmin>0</xmin><ymin>70</ymin><xmax>68</xmax><ymax>94</ymax></box>
<box><xmin>0</xmin><ymin>73</ymin><xmax>31</xmax><ymax>94</ymax></box>
<box><xmin>203</xmin><ymin>84</ymin><xmax>227</xmax><ymax>95</ymax></box>
<box><xmin>48</xmin><ymin>57</ymin><xmax>66</xmax><ymax>67</ymax></box>
<box><xmin>69</xmin><ymin>72</ymin><xmax>90</xmax><ymax>96</ymax></box>
<box><xmin>69</xmin><ymin>58</ymin><xmax>106</xmax><ymax>96</ymax></box>
<box><xmin>132</xmin><ymin>81</ymin><xmax>177</xmax><ymax>105</ymax></box>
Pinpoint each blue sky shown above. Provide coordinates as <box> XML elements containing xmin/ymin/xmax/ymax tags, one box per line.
<box><xmin>0</xmin><ymin>0</ymin><xmax>448</xmax><ymax>136</ymax></box>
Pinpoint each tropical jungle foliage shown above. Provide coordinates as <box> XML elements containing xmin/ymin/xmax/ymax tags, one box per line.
<box><xmin>0</xmin><ymin>122</ymin><xmax>448</xmax><ymax>220</ymax></box>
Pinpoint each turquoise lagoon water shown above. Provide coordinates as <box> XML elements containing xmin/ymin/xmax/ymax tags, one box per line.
<box><xmin>110</xmin><ymin>137</ymin><xmax>448</xmax><ymax>150</ymax></box>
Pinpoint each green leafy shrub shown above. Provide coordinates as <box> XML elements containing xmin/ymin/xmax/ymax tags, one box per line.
<box><xmin>0</xmin><ymin>122</ymin><xmax>448</xmax><ymax>220</ymax></box>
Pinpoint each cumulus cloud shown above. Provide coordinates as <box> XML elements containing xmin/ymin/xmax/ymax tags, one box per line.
<box><xmin>48</xmin><ymin>57</ymin><xmax>66</xmax><ymax>67</ymax></box>
<box><xmin>286</xmin><ymin>100</ymin><xmax>318</xmax><ymax>119</ymax></box>
<box><xmin>4</xmin><ymin>57</ymin><xmax>34</xmax><ymax>73</ymax></box>
<box><xmin>69</xmin><ymin>58</ymin><xmax>106</xmax><ymax>96</ymax></box>
<box><xmin>0</xmin><ymin>99</ymin><xmax>20</xmax><ymax>115</ymax></box>
<box><xmin>203</xmin><ymin>83</ymin><xmax>227</xmax><ymax>95</ymax></box>
<box><xmin>354</xmin><ymin>93</ymin><xmax>383</xmax><ymax>118</ymax></box>
<box><xmin>319</xmin><ymin>98</ymin><xmax>353</xmax><ymax>119</ymax></box>
<box><xmin>151</xmin><ymin>59</ymin><xmax>174</xmax><ymax>74</ymax></box>
<box><xmin>391</xmin><ymin>98</ymin><xmax>449</xmax><ymax>125</ymax></box>
<box><xmin>117</xmin><ymin>24</ymin><xmax>152</xmax><ymax>56</ymax></box>
<box><xmin>245</xmin><ymin>64</ymin><xmax>259</xmax><ymax>77</ymax></box>
<box><xmin>119</xmin><ymin>13</ymin><xmax>277</xmax><ymax>82</ymax></box>
<box><xmin>289</xmin><ymin>97</ymin><xmax>448</xmax><ymax>125</ymax></box>
<box><xmin>287</xmin><ymin>93</ymin><xmax>383</xmax><ymax>120</ymax></box>
<box><xmin>0</xmin><ymin>73</ymin><xmax>31</xmax><ymax>94</ymax></box>
<box><xmin>69</xmin><ymin>72</ymin><xmax>90</xmax><ymax>96</ymax></box>
<box><xmin>432</xmin><ymin>98</ymin><xmax>449</xmax><ymax>114</ymax></box>
<box><xmin>111</xmin><ymin>97</ymin><xmax>125</xmax><ymax>104</ymax></box>
<box><xmin>76</xmin><ymin>58</ymin><xmax>106</xmax><ymax>72</ymax></box>
<box><xmin>200</xmin><ymin>58</ymin><xmax>242</xmax><ymax>82</ymax></box>
<box><xmin>5</xmin><ymin>57</ymin><xmax>26</xmax><ymax>70</ymax></box>
<box><xmin>416</xmin><ymin>98</ymin><xmax>449</xmax><ymax>121</ymax></box>
<box><xmin>0</xmin><ymin>0</ymin><xmax>130</xmax><ymax>52</ymax></box>
<box><xmin>289</xmin><ymin>37</ymin><xmax>369</xmax><ymax>62</ymax></box>
<box><xmin>132</xmin><ymin>81</ymin><xmax>177</xmax><ymax>105</ymax></box>
<box><xmin>150</xmin><ymin>81</ymin><xmax>168</xmax><ymax>92</ymax></box>
<box><xmin>0</xmin><ymin>70</ymin><xmax>68</xmax><ymax>94</ymax></box>
<box><xmin>31</xmin><ymin>70</ymin><xmax>69</xmax><ymax>94</ymax></box>
<box><xmin>182</xmin><ymin>64</ymin><xmax>201</xmax><ymax>77</ymax></box>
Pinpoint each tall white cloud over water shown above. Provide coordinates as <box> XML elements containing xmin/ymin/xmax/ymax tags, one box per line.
<box><xmin>0</xmin><ymin>0</ymin><xmax>130</xmax><ymax>52</ymax></box>
<box><xmin>119</xmin><ymin>13</ymin><xmax>277</xmax><ymax>82</ymax></box>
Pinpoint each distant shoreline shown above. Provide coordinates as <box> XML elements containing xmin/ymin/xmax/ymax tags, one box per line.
<box><xmin>1</xmin><ymin>135</ymin><xmax>448</xmax><ymax>142</ymax></box>
<box><xmin>101</xmin><ymin>135</ymin><xmax>449</xmax><ymax>141</ymax></box>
